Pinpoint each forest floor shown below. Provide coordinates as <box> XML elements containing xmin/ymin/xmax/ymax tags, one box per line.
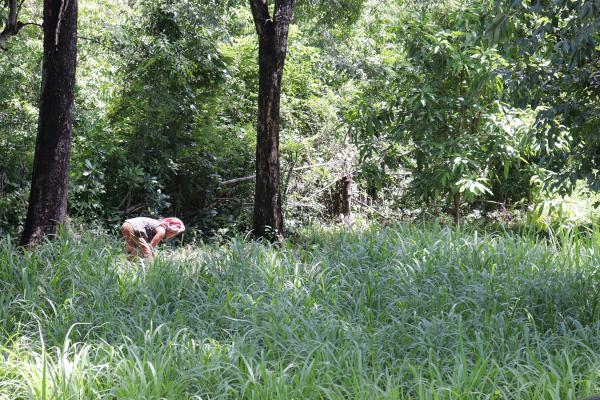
<box><xmin>1</xmin><ymin>223</ymin><xmax>600</xmax><ymax>399</ymax></box>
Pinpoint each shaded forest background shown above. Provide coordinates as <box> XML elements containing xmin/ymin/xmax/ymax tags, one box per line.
<box><xmin>1</xmin><ymin>0</ymin><xmax>599</xmax><ymax>238</ymax></box>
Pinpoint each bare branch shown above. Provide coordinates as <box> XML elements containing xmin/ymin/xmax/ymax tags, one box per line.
<box><xmin>79</xmin><ymin>35</ymin><xmax>111</xmax><ymax>49</ymax></box>
<box><xmin>16</xmin><ymin>0</ymin><xmax>24</xmax><ymax>18</ymax></box>
<box><xmin>221</xmin><ymin>162</ymin><xmax>336</xmax><ymax>186</ymax></box>
<box><xmin>19</xmin><ymin>21</ymin><xmax>42</xmax><ymax>29</ymax></box>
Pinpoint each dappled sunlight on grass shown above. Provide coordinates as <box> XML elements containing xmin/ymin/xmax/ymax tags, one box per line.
<box><xmin>1</xmin><ymin>224</ymin><xmax>600</xmax><ymax>398</ymax></box>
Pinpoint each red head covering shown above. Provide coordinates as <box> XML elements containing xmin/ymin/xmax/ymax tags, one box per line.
<box><xmin>161</xmin><ymin>217</ymin><xmax>185</xmax><ymax>234</ymax></box>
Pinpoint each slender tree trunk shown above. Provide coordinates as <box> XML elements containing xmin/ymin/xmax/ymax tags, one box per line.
<box><xmin>250</xmin><ymin>0</ymin><xmax>295</xmax><ymax>241</ymax></box>
<box><xmin>334</xmin><ymin>175</ymin><xmax>352</xmax><ymax>222</ymax></box>
<box><xmin>453</xmin><ymin>192</ymin><xmax>461</xmax><ymax>226</ymax></box>
<box><xmin>0</xmin><ymin>0</ymin><xmax>19</xmax><ymax>48</ymax></box>
<box><xmin>21</xmin><ymin>0</ymin><xmax>78</xmax><ymax>247</ymax></box>
<box><xmin>0</xmin><ymin>0</ymin><xmax>41</xmax><ymax>49</ymax></box>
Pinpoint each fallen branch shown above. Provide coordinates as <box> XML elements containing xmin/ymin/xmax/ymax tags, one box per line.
<box><xmin>220</xmin><ymin>174</ymin><xmax>256</xmax><ymax>185</ymax></box>
<box><xmin>355</xmin><ymin>200</ymin><xmax>386</xmax><ymax>218</ymax></box>
<box><xmin>220</xmin><ymin>161</ymin><xmax>336</xmax><ymax>186</ymax></box>
<box><xmin>79</xmin><ymin>35</ymin><xmax>110</xmax><ymax>49</ymax></box>
<box><xmin>291</xmin><ymin>162</ymin><xmax>334</xmax><ymax>172</ymax></box>
<box><xmin>287</xmin><ymin>201</ymin><xmax>324</xmax><ymax>209</ymax></box>
<box><xmin>355</xmin><ymin>199</ymin><xmax>404</xmax><ymax>220</ymax></box>
<box><xmin>283</xmin><ymin>158</ymin><xmax>296</xmax><ymax>196</ymax></box>
<box><xmin>117</xmin><ymin>203</ymin><xmax>144</xmax><ymax>216</ymax></box>
<box><xmin>305</xmin><ymin>178</ymin><xmax>340</xmax><ymax>200</ymax></box>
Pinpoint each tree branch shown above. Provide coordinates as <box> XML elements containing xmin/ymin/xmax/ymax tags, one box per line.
<box><xmin>19</xmin><ymin>22</ymin><xmax>42</xmax><ymax>29</ymax></box>
<box><xmin>249</xmin><ymin>0</ymin><xmax>270</xmax><ymax>36</ymax></box>
<box><xmin>79</xmin><ymin>35</ymin><xmax>111</xmax><ymax>49</ymax></box>
<box><xmin>221</xmin><ymin>162</ymin><xmax>336</xmax><ymax>186</ymax></box>
<box><xmin>273</xmin><ymin>0</ymin><xmax>295</xmax><ymax>59</ymax></box>
<box><xmin>0</xmin><ymin>0</ymin><xmax>18</xmax><ymax>49</ymax></box>
<box><xmin>0</xmin><ymin>0</ymin><xmax>40</xmax><ymax>50</ymax></box>
<box><xmin>16</xmin><ymin>0</ymin><xmax>25</xmax><ymax>18</ymax></box>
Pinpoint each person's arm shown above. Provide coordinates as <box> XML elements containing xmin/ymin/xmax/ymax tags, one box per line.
<box><xmin>149</xmin><ymin>226</ymin><xmax>166</xmax><ymax>249</ymax></box>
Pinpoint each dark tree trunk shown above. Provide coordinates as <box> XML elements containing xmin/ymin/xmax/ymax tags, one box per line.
<box><xmin>21</xmin><ymin>0</ymin><xmax>78</xmax><ymax>247</ymax></box>
<box><xmin>0</xmin><ymin>0</ymin><xmax>20</xmax><ymax>49</ymax></box>
<box><xmin>249</xmin><ymin>0</ymin><xmax>295</xmax><ymax>241</ymax></box>
<box><xmin>334</xmin><ymin>175</ymin><xmax>352</xmax><ymax>221</ymax></box>
<box><xmin>0</xmin><ymin>0</ymin><xmax>42</xmax><ymax>49</ymax></box>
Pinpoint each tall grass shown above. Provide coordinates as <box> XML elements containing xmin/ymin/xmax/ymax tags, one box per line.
<box><xmin>1</xmin><ymin>224</ymin><xmax>599</xmax><ymax>399</ymax></box>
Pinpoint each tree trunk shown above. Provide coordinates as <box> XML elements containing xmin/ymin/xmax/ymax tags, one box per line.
<box><xmin>334</xmin><ymin>175</ymin><xmax>352</xmax><ymax>222</ymax></box>
<box><xmin>0</xmin><ymin>0</ymin><xmax>41</xmax><ymax>49</ymax></box>
<box><xmin>453</xmin><ymin>192</ymin><xmax>461</xmax><ymax>227</ymax></box>
<box><xmin>250</xmin><ymin>0</ymin><xmax>295</xmax><ymax>241</ymax></box>
<box><xmin>21</xmin><ymin>0</ymin><xmax>78</xmax><ymax>247</ymax></box>
<box><xmin>0</xmin><ymin>0</ymin><xmax>19</xmax><ymax>49</ymax></box>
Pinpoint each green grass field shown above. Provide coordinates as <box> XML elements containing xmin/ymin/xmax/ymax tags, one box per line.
<box><xmin>1</xmin><ymin>224</ymin><xmax>600</xmax><ymax>399</ymax></box>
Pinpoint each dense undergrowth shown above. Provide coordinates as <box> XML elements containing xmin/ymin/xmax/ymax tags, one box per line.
<box><xmin>1</xmin><ymin>224</ymin><xmax>600</xmax><ymax>399</ymax></box>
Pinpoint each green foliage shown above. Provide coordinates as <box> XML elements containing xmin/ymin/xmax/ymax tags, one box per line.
<box><xmin>1</xmin><ymin>225</ymin><xmax>600</xmax><ymax>398</ymax></box>
<box><xmin>527</xmin><ymin>181</ymin><xmax>600</xmax><ymax>231</ymax></box>
<box><xmin>66</xmin><ymin>0</ymin><xmax>371</xmax><ymax>232</ymax></box>
<box><xmin>67</xmin><ymin>1</ymin><xmax>259</xmax><ymax>231</ymax></box>
<box><xmin>296</xmin><ymin>0</ymin><xmax>366</xmax><ymax>27</ymax></box>
<box><xmin>104</xmin><ymin>0</ymin><xmax>229</xmax><ymax>214</ymax></box>
<box><xmin>354</xmin><ymin>1</ymin><xmax>536</xmax><ymax>215</ymax></box>
<box><xmin>0</xmin><ymin>3</ymin><xmax>42</xmax><ymax>236</ymax></box>
<box><xmin>3</xmin><ymin>0</ymin><xmax>600</xmax><ymax>234</ymax></box>
<box><xmin>489</xmin><ymin>0</ymin><xmax>600</xmax><ymax>193</ymax></box>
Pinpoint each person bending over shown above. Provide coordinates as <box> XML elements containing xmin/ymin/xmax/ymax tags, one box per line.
<box><xmin>121</xmin><ymin>217</ymin><xmax>185</xmax><ymax>261</ymax></box>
